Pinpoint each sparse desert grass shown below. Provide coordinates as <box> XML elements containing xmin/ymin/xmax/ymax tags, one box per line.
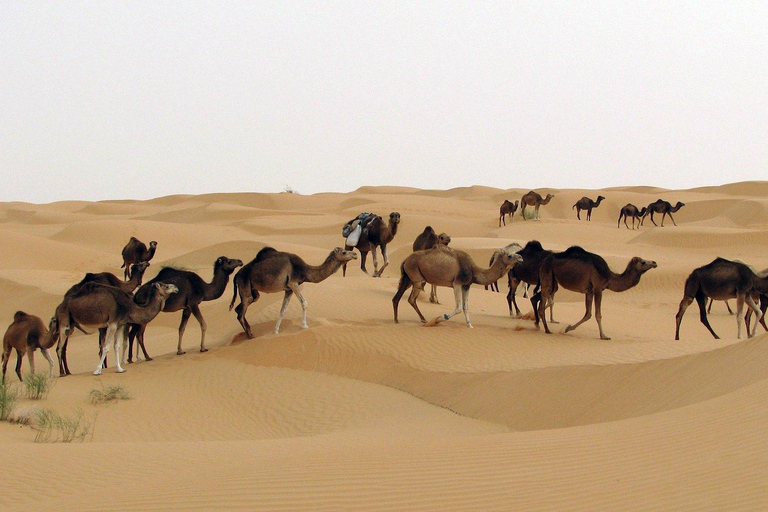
<box><xmin>32</xmin><ymin>408</ymin><xmax>95</xmax><ymax>443</ymax></box>
<box><xmin>90</xmin><ymin>384</ymin><xmax>131</xmax><ymax>405</ymax></box>
<box><xmin>23</xmin><ymin>372</ymin><xmax>54</xmax><ymax>400</ymax></box>
<box><xmin>0</xmin><ymin>381</ymin><xmax>20</xmax><ymax>421</ymax></box>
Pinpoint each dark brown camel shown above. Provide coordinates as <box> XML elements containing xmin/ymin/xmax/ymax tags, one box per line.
<box><xmin>412</xmin><ymin>226</ymin><xmax>451</xmax><ymax>303</ymax></box>
<box><xmin>617</xmin><ymin>204</ymin><xmax>648</xmax><ymax>230</ymax></box>
<box><xmin>2</xmin><ymin>311</ymin><xmax>56</xmax><ymax>382</ymax></box>
<box><xmin>126</xmin><ymin>256</ymin><xmax>243</xmax><ymax>361</ymax></box>
<box><xmin>343</xmin><ymin>212</ymin><xmax>400</xmax><ymax>277</ymax></box>
<box><xmin>641</xmin><ymin>199</ymin><xmax>685</xmax><ymax>227</ymax></box>
<box><xmin>499</xmin><ymin>200</ymin><xmax>519</xmax><ymax>226</ymax></box>
<box><xmin>745</xmin><ymin>268</ymin><xmax>768</xmax><ymax>334</ymax></box>
<box><xmin>532</xmin><ymin>246</ymin><xmax>657</xmax><ymax>340</ymax></box>
<box><xmin>230</xmin><ymin>247</ymin><xmax>357</xmax><ymax>338</ymax></box>
<box><xmin>674</xmin><ymin>258</ymin><xmax>767</xmax><ymax>340</ymax></box>
<box><xmin>121</xmin><ymin>237</ymin><xmax>157</xmax><ymax>279</ymax></box>
<box><xmin>67</xmin><ymin>261</ymin><xmax>150</xmax><ymax>297</ymax></box>
<box><xmin>572</xmin><ymin>196</ymin><xmax>605</xmax><ymax>221</ymax></box>
<box><xmin>520</xmin><ymin>191</ymin><xmax>554</xmax><ymax>221</ymax></box>
<box><xmin>505</xmin><ymin>240</ymin><xmax>555</xmax><ymax>322</ymax></box>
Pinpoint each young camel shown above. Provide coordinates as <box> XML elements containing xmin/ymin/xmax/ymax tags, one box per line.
<box><xmin>54</xmin><ymin>282</ymin><xmax>178</xmax><ymax>376</ymax></box>
<box><xmin>572</xmin><ymin>196</ymin><xmax>605</xmax><ymax>221</ymax></box>
<box><xmin>2</xmin><ymin>312</ymin><xmax>56</xmax><ymax>382</ymax></box>
<box><xmin>231</xmin><ymin>247</ymin><xmax>357</xmax><ymax>338</ymax></box>
<box><xmin>499</xmin><ymin>200</ymin><xmax>519</xmax><ymax>226</ymax></box>
<box><xmin>412</xmin><ymin>226</ymin><xmax>452</xmax><ymax>303</ymax></box>
<box><xmin>641</xmin><ymin>199</ymin><xmax>685</xmax><ymax>227</ymax></box>
<box><xmin>127</xmin><ymin>256</ymin><xmax>243</xmax><ymax>361</ymax></box>
<box><xmin>617</xmin><ymin>204</ymin><xmax>648</xmax><ymax>230</ymax></box>
<box><xmin>392</xmin><ymin>247</ymin><xmax>523</xmax><ymax>328</ymax></box>
<box><xmin>532</xmin><ymin>246</ymin><xmax>657</xmax><ymax>340</ymax></box>
<box><xmin>121</xmin><ymin>237</ymin><xmax>158</xmax><ymax>279</ymax></box>
<box><xmin>343</xmin><ymin>212</ymin><xmax>400</xmax><ymax>277</ymax></box>
<box><xmin>674</xmin><ymin>258</ymin><xmax>767</xmax><ymax>340</ymax></box>
<box><xmin>520</xmin><ymin>191</ymin><xmax>554</xmax><ymax>221</ymax></box>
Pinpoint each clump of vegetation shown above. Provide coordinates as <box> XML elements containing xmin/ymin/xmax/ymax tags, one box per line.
<box><xmin>32</xmin><ymin>408</ymin><xmax>95</xmax><ymax>443</ymax></box>
<box><xmin>23</xmin><ymin>372</ymin><xmax>54</xmax><ymax>400</ymax></box>
<box><xmin>90</xmin><ymin>384</ymin><xmax>131</xmax><ymax>405</ymax></box>
<box><xmin>283</xmin><ymin>185</ymin><xmax>300</xmax><ymax>194</ymax></box>
<box><xmin>0</xmin><ymin>381</ymin><xmax>20</xmax><ymax>421</ymax></box>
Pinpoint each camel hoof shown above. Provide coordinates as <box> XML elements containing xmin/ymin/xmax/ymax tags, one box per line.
<box><xmin>301</xmin><ymin>324</ymin><xmax>309</xmax><ymax>329</ymax></box>
<box><xmin>467</xmin><ymin>323</ymin><xmax>474</xmax><ymax>329</ymax></box>
<box><xmin>200</xmin><ymin>348</ymin><xmax>208</xmax><ymax>353</ymax></box>
<box><xmin>145</xmin><ymin>357</ymin><xmax>153</xmax><ymax>361</ymax></box>
<box><xmin>177</xmin><ymin>350</ymin><xmax>186</xmax><ymax>355</ymax></box>
<box><xmin>116</xmin><ymin>368</ymin><xmax>126</xmax><ymax>373</ymax></box>
<box><xmin>93</xmin><ymin>369</ymin><xmax>102</xmax><ymax>376</ymax></box>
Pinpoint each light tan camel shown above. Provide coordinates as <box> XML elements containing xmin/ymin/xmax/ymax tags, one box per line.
<box><xmin>485</xmin><ymin>242</ymin><xmax>523</xmax><ymax>292</ymax></box>
<box><xmin>392</xmin><ymin>247</ymin><xmax>523</xmax><ymax>328</ymax></box>
<box><xmin>2</xmin><ymin>312</ymin><xmax>56</xmax><ymax>382</ymax></box>
<box><xmin>533</xmin><ymin>246</ymin><xmax>657</xmax><ymax>340</ymax></box>
<box><xmin>343</xmin><ymin>212</ymin><xmax>400</xmax><ymax>277</ymax></box>
<box><xmin>499</xmin><ymin>200</ymin><xmax>519</xmax><ymax>226</ymax></box>
<box><xmin>520</xmin><ymin>191</ymin><xmax>554</xmax><ymax>221</ymax></box>
<box><xmin>412</xmin><ymin>226</ymin><xmax>451</xmax><ymax>303</ymax></box>
<box><xmin>572</xmin><ymin>196</ymin><xmax>604</xmax><ymax>221</ymax></box>
<box><xmin>53</xmin><ymin>281</ymin><xmax>178</xmax><ymax>376</ymax></box>
<box><xmin>121</xmin><ymin>237</ymin><xmax>157</xmax><ymax>279</ymax></box>
<box><xmin>231</xmin><ymin>247</ymin><xmax>357</xmax><ymax>338</ymax></box>
<box><xmin>617</xmin><ymin>204</ymin><xmax>648</xmax><ymax>230</ymax></box>
<box><xmin>641</xmin><ymin>199</ymin><xmax>685</xmax><ymax>227</ymax></box>
<box><xmin>675</xmin><ymin>258</ymin><xmax>767</xmax><ymax>340</ymax></box>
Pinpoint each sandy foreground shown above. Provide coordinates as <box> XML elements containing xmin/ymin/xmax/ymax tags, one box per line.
<box><xmin>1</xmin><ymin>183</ymin><xmax>767</xmax><ymax>511</ymax></box>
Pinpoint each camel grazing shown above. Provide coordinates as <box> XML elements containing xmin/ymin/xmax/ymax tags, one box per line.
<box><xmin>505</xmin><ymin>240</ymin><xmax>555</xmax><ymax>322</ymax></box>
<box><xmin>572</xmin><ymin>196</ymin><xmax>605</xmax><ymax>221</ymax></box>
<box><xmin>2</xmin><ymin>312</ymin><xmax>56</xmax><ymax>382</ymax></box>
<box><xmin>412</xmin><ymin>226</ymin><xmax>451</xmax><ymax>303</ymax></box>
<box><xmin>121</xmin><ymin>237</ymin><xmax>158</xmax><ymax>279</ymax></box>
<box><xmin>53</xmin><ymin>281</ymin><xmax>178</xmax><ymax>376</ymax></box>
<box><xmin>485</xmin><ymin>242</ymin><xmax>523</xmax><ymax>292</ymax></box>
<box><xmin>617</xmin><ymin>204</ymin><xmax>648</xmax><ymax>230</ymax></box>
<box><xmin>127</xmin><ymin>256</ymin><xmax>243</xmax><ymax>361</ymax></box>
<box><xmin>532</xmin><ymin>246</ymin><xmax>657</xmax><ymax>340</ymax></box>
<box><xmin>231</xmin><ymin>247</ymin><xmax>357</xmax><ymax>338</ymax></box>
<box><xmin>343</xmin><ymin>212</ymin><xmax>400</xmax><ymax>277</ymax></box>
<box><xmin>641</xmin><ymin>199</ymin><xmax>685</xmax><ymax>227</ymax></box>
<box><xmin>520</xmin><ymin>191</ymin><xmax>554</xmax><ymax>221</ymax></box>
<box><xmin>499</xmin><ymin>200</ymin><xmax>519</xmax><ymax>226</ymax></box>
<box><xmin>392</xmin><ymin>247</ymin><xmax>523</xmax><ymax>328</ymax></box>
<box><xmin>674</xmin><ymin>258</ymin><xmax>767</xmax><ymax>340</ymax></box>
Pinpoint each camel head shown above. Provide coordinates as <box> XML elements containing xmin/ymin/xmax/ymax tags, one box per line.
<box><xmin>630</xmin><ymin>257</ymin><xmax>658</xmax><ymax>274</ymax></box>
<box><xmin>215</xmin><ymin>256</ymin><xmax>244</xmax><ymax>274</ymax></box>
<box><xmin>637</xmin><ymin>207</ymin><xmax>648</xmax><ymax>217</ymax></box>
<box><xmin>438</xmin><ymin>233</ymin><xmax>451</xmax><ymax>246</ymax></box>
<box><xmin>491</xmin><ymin>249</ymin><xmax>523</xmax><ymax>270</ymax></box>
<box><xmin>389</xmin><ymin>212</ymin><xmax>401</xmax><ymax>226</ymax></box>
<box><xmin>153</xmin><ymin>282</ymin><xmax>179</xmax><ymax>299</ymax></box>
<box><xmin>332</xmin><ymin>247</ymin><xmax>358</xmax><ymax>262</ymax></box>
<box><xmin>149</xmin><ymin>241</ymin><xmax>158</xmax><ymax>250</ymax></box>
<box><xmin>129</xmin><ymin>261</ymin><xmax>151</xmax><ymax>276</ymax></box>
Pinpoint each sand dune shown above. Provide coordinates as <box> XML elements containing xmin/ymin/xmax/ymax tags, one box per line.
<box><xmin>1</xmin><ymin>182</ymin><xmax>768</xmax><ymax>511</ymax></box>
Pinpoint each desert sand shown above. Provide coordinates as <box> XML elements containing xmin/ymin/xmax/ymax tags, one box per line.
<box><xmin>1</xmin><ymin>182</ymin><xmax>768</xmax><ymax>511</ymax></box>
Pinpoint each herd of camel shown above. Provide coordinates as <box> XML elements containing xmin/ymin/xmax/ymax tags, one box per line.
<box><xmin>3</xmin><ymin>192</ymin><xmax>768</xmax><ymax>382</ymax></box>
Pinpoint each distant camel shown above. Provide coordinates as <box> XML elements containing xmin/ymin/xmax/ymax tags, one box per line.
<box><xmin>572</xmin><ymin>196</ymin><xmax>605</xmax><ymax>221</ymax></box>
<box><xmin>121</xmin><ymin>237</ymin><xmax>157</xmax><ymax>279</ymax></box>
<box><xmin>2</xmin><ymin>311</ymin><xmax>56</xmax><ymax>382</ymax></box>
<box><xmin>641</xmin><ymin>199</ymin><xmax>685</xmax><ymax>227</ymax></box>
<box><xmin>412</xmin><ymin>226</ymin><xmax>451</xmax><ymax>303</ymax></box>
<box><xmin>520</xmin><ymin>191</ymin><xmax>554</xmax><ymax>221</ymax></box>
<box><xmin>505</xmin><ymin>240</ymin><xmax>555</xmax><ymax>322</ymax></box>
<box><xmin>617</xmin><ymin>204</ymin><xmax>648</xmax><ymax>230</ymax></box>
<box><xmin>485</xmin><ymin>242</ymin><xmax>523</xmax><ymax>292</ymax></box>
<box><xmin>499</xmin><ymin>200</ymin><xmax>519</xmax><ymax>226</ymax></box>
<box><xmin>231</xmin><ymin>247</ymin><xmax>357</xmax><ymax>338</ymax></box>
<box><xmin>127</xmin><ymin>256</ymin><xmax>243</xmax><ymax>361</ymax></box>
<box><xmin>532</xmin><ymin>247</ymin><xmax>657</xmax><ymax>339</ymax></box>
<box><xmin>343</xmin><ymin>212</ymin><xmax>400</xmax><ymax>277</ymax></box>
<box><xmin>393</xmin><ymin>247</ymin><xmax>523</xmax><ymax>328</ymax></box>
<box><xmin>674</xmin><ymin>258</ymin><xmax>767</xmax><ymax>340</ymax></box>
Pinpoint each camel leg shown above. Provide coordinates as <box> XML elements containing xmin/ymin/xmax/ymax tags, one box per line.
<box><xmin>274</xmin><ymin>289</ymin><xmax>294</xmax><ymax>333</ymax></box>
<box><xmin>370</xmin><ymin>246</ymin><xmax>380</xmax><ymax>277</ymax></box>
<box><xmin>40</xmin><ymin>347</ymin><xmax>54</xmax><ymax>378</ymax></box>
<box><xmin>565</xmin><ymin>291</ymin><xmax>594</xmax><ymax>334</ymax></box>
<box><xmin>114</xmin><ymin>325</ymin><xmax>126</xmax><ymax>373</ymax></box>
<box><xmin>359</xmin><ymin>250</ymin><xmax>369</xmax><ymax>275</ymax></box>
<box><xmin>548</xmin><ymin>295</ymin><xmax>557</xmax><ymax>323</ymax></box>
<box><xmin>189</xmin><ymin>304</ymin><xmax>208</xmax><ymax>352</ymax></box>
<box><xmin>26</xmin><ymin>348</ymin><xmax>35</xmax><ymax>377</ymax></box>
<box><xmin>535</xmin><ymin>291</ymin><xmax>552</xmax><ymax>334</ymax></box>
<box><xmin>292</xmin><ymin>284</ymin><xmax>309</xmax><ymax>329</ymax></box>
<box><xmin>576</xmin><ymin>209</ymin><xmax>581</xmax><ymax>220</ymax></box>
<box><xmin>56</xmin><ymin>327</ymin><xmax>72</xmax><ymax>377</ymax></box>
<box><xmin>94</xmin><ymin>325</ymin><xmax>114</xmax><ymax>375</ymax></box>
<box><xmin>429</xmin><ymin>284</ymin><xmax>465</xmax><ymax>326</ymax></box>
<box><xmin>507</xmin><ymin>276</ymin><xmax>521</xmax><ymax>316</ymax></box>
<box><xmin>593</xmin><ymin>290</ymin><xmax>609</xmax><ymax>340</ymax></box>
<box><xmin>429</xmin><ymin>284</ymin><xmax>440</xmax><ymax>304</ymax></box>
<box><xmin>745</xmin><ymin>295</ymin><xmax>762</xmax><ymax>338</ymax></box>
<box><xmin>461</xmin><ymin>285</ymin><xmax>472</xmax><ymax>328</ymax></box>
<box><xmin>1</xmin><ymin>347</ymin><xmax>10</xmax><ymax>383</ymax></box>
<box><xmin>735</xmin><ymin>295</ymin><xmax>746</xmax><ymax>339</ymax></box>
<box><xmin>374</xmin><ymin>245</ymin><xmax>389</xmax><ymax>277</ymax></box>
<box><xmin>131</xmin><ymin>324</ymin><xmax>152</xmax><ymax>363</ymax></box>
<box><xmin>235</xmin><ymin>289</ymin><xmax>257</xmax><ymax>339</ymax></box>
<box><xmin>16</xmin><ymin>349</ymin><xmax>25</xmax><ymax>381</ymax></box>
<box><xmin>406</xmin><ymin>281</ymin><xmax>428</xmax><ymax>323</ymax></box>
<box><xmin>392</xmin><ymin>275</ymin><xmax>412</xmax><ymax>323</ymax></box>
<box><xmin>176</xmin><ymin>308</ymin><xmax>192</xmax><ymax>355</ymax></box>
<box><xmin>667</xmin><ymin>212</ymin><xmax>677</xmax><ymax>226</ymax></box>
<box><xmin>693</xmin><ymin>292</ymin><xmax>719</xmax><ymax>339</ymax></box>
<box><xmin>675</xmin><ymin>295</ymin><xmax>693</xmax><ymax>340</ymax></box>
<box><xmin>535</xmin><ymin>205</ymin><xmax>540</xmax><ymax>221</ymax></box>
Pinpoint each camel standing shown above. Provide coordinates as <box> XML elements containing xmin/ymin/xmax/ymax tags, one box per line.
<box><xmin>617</xmin><ymin>204</ymin><xmax>648</xmax><ymax>230</ymax></box>
<box><xmin>343</xmin><ymin>212</ymin><xmax>400</xmax><ymax>277</ymax></box>
<box><xmin>533</xmin><ymin>246</ymin><xmax>657</xmax><ymax>340</ymax></box>
<box><xmin>499</xmin><ymin>200</ymin><xmax>519</xmax><ymax>226</ymax></box>
<box><xmin>392</xmin><ymin>248</ymin><xmax>523</xmax><ymax>328</ymax></box>
<box><xmin>231</xmin><ymin>247</ymin><xmax>357</xmax><ymax>338</ymax></box>
<box><xmin>572</xmin><ymin>196</ymin><xmax>605</xmax><ymax>221</ymax></box>
<box><xmin>641</xmin><ymin>199</ymin><xmax>685</xmax><ymax>227</ymax></box>
<box><xmin>520</xmin><ymin>191</ymin><xmax>554</xmax><ymax>221</ymax></box>
<box><xmin>127</xmin><ymin>256</ymin><xmax>243</xmax><ymax>361</ymax></box>
<box><xmin>121</xmin><ymin>238</ymin><xmax>158</xmax><ymax>279</ymax></box>
<box><xmin>412</xmin><ymin>226</ymin><xmax>451</xmax><ymax>303</ymax></box>
<box><xmin>67</xmin><ymin>262</ymin><xmax>150</xmax><ymax>297</ymax></box>
<box><xmin>505</xmin><ymin>240</ymin><xmax>555</xmax><ymax>322</ymax></box>
<box><xmin>674</xmin><ymin>258</ymin><xmax>767</xmax><ymax>340</ymax></box>
<box><xmin>2</xmin><ymin>312</ymin><xmax>56</xmax><ymax>382</ymax></box>
<box><xmin>485</xmin><ymin>242</ymin><xmax>523</xmax><ymax>292</ymax></box>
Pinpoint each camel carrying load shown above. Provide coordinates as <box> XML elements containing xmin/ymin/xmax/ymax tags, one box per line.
<box><xmin>342</xmin><ymin>213</ymin><xmax>376</xmax><ymax>246</ymax></box>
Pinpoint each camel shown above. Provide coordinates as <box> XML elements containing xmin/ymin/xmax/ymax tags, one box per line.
<box><xmin>572</xmin><ymin>196</ymin><xmax>605</xmax><ymax>221</ymax></box>
<box><xmin>520</xmin><ymin>191</ymin><xmax>554</xmax><ymax>221</ymax></box>
<box><xmin>67</xmin><ymin>261</ymin><xmax>150</xmax><ymax>297</ymax></box>
<box><xmin>343</xmin><ymin>212</ymin><xmax>400</xmax><ymax>277</ymax></box>
<box><xmin>674</xmin><ymin>258</ymin><xmax>767</xmax><ymax>340</ymax></box>
<box><xmin>231</xmin><ymin>247</ymin><xmax>357</xmax><ymax>338</ymax></box>
<box><xmin>392</xmin><ymin>247</ymin><xmax>523</xmax><ymax>328</ymax></box>
<box><xmin>121</xmin><ymin>237</ymin><xmax>158</xmax><ymax>279</ymax></box>
<box><xmin>532</xmin><ymin>246</ymin><xmax>657</xmax><ymax>340</ymax></box>
<box><xmin>53</xmin><ymin>281</ymin><xmax>178</xmax><ymax>376</ymax></box>
<box><xmin>499</xmin><ymin>200</ymin><xmax>519</xmax><ymax>226</ymax></box>
<box><xmin>505</xmin><ymin>240</ymin><xmax>555</xmax><ymax>322</ymax></box>
<box><xmin>641</xmin><ymin>199</ymin><xmax>685</xmax><ymax>227</ymax></box>
<box><xmin>485</xmin><ymin>242</ymin><xmax>523</xmax><ymax>292</ymax></box>
<box><xmin>2</xmin><ymin>312</ymin><xmax>56</xmax><ymax>382</ymax></box>
<box><xmin>127</xmin><ymin>256</ymin><xmax>243</xmax><ymax>361</ymax></box>
<box><xmin>617</xmin><ymin>204</ymin><xmax>648</xmax><ymax>230</ymax></box>
<box><xmin>412</xmin><ymin>226</ymin><xmax>451</xmax><ymax>303</ymax></box>
<box><xmin>745</xmin><ymin>268</ymin><xmax>768</xmax><ymax>334</ymax></box>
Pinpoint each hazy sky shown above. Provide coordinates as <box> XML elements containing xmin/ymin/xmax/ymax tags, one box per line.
<box><xmin>2</xmin><ymin>2</ymin><xmax>767</xmax><ymax>203</ymax></box>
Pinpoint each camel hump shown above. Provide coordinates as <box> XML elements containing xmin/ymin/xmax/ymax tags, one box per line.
<box><xmin>255</xmin><ymin>246</ymin><xmax>280</xmax><ymax>263</ymax></box>
<box><xmin>12</xmin><ymin>311</ymin><xmax>29</xmax><ymax>322</ymax></box>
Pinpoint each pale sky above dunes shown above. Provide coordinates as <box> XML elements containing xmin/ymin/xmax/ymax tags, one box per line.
<box><xmin>1</xmin><ymin>2</ymin><xmax>767</xmax><ymax>203</ymax></box>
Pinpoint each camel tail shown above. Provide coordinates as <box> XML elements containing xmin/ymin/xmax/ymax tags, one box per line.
<box><xmin>120</xmin><ymin>262</ymin><xmax>126</xmax><ymax>268</ymax></box>
<box><xmin>229</xmin><ymin>278</ymin><xmax>239</xmax><ymax>311</ymax></box>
